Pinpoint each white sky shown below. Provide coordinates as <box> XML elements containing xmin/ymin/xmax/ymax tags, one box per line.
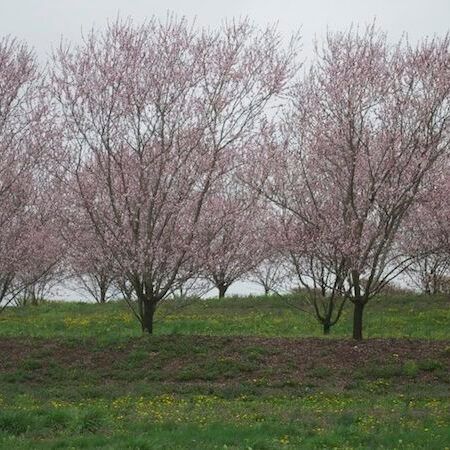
<box><xmin>1</xmin><ymin>0</ymin><xmax>449</xmax><ymax>62</ymax></box>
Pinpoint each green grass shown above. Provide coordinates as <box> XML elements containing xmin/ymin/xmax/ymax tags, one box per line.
<box><xmin>0</xmin><ymin>293</ymin><xmax>448</xmax><ymax>449</ymax></box>
<box><xmin>0</xmin><ymin>293</ymin><xmax>449</xmax><ymax>342</ymax></box>
<box><xmin>0</xmin><ymin>393</ymin><xmax>449</xmax><ymax>449</ymax></box>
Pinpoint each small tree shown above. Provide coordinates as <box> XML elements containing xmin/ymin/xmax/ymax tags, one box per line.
<box><xmin>62</xmin><ymin>207</ymin><xmax>118</xmax><ymax>304</ymax></box>
<box><xmin>248</xmin><ymin>256</ymin><xmax>289</xmax><ymax>295</ymax></box>
<box><xmin>405</xmin><ymin>254</ymin><xmax>450</xmax><ymax>294</ymax></box>
<box><xmin>274</xmin><ymin>212</ymin><xmax>348</xmax><ymax>335</ymax></box>
<box><xmin>200</xmin><ymin>187</ymin><xmax>266</xmax><ymax>298</ymax></box>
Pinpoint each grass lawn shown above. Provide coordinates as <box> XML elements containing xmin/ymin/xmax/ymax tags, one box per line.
<box><xmin>0</xmin><ymin>294</ymin><xmax>449</xmax><ymax>449</ymax></box>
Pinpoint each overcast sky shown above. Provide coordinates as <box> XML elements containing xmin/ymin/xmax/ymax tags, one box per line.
<box><xmin>1</xmin><ymin>0</ymin><xmax>449</xmax><ymax>62</ymax></box>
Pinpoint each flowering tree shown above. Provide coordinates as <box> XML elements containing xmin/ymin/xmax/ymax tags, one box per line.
<box><xmin>280</xmin><ymin>212</ymin><xmax>350</xmax><ymax>334</ymax></box>
<box><xmin>248</xmin><ymin>256</ymin><xmax>290</xmax><ymax>295</ymax></box>
<box><xmin>13</xmin><ymin>191</ymin><xmax>66</xmax><ymax>306</ymax></box>
<box><xmin>251</xmin><ymin>26</ymin><xmax>450</xmax><ymax>339</ymax></box>
<box><xmin>63</xmin><ymin>209</ymin><xmax>118</xmax><ymax>304</ymax></box>
<box><xmin>0</xmin><ymin>36</ymin><xmax>60</xmax><ymax>310</ymax></box>
<box><xmin>402</xmin><ymin>167</ymin><xmax>450</xmax><ymax>294</ymax></box>
<box><xmin>243</xmin><ymin>203</ymin><xmax>291</xmax><ymax>295</ymax></box>
<box><xmin>199</xmin><ymin>185</ymin><xmax>266</xmax><ymax>298</ymax></box>
<box><xmin>406</xmin><ymin>255</ymin><xmax>450</xmax><ymax>294</ymax></box>
<box><xmin>52</xmin><ymin>17</ymin><xmax>297</xmax><ymax>332</ymax></box>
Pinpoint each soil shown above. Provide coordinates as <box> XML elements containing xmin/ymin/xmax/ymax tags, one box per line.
<box><xmin>0</xmin><ymin>336</ymin><xmax>448</xmax><ymax>388</ymax></box>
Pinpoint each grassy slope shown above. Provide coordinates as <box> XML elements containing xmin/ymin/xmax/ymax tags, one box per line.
<box><xmin>0</xmin><ymin>294</ymin><xmax>449</xmax><ymax>449</ymax></box>
<box><xmin>0</xmin><ymin>293</ymin><xmax>449</xmax><ymax>341</ymax></box>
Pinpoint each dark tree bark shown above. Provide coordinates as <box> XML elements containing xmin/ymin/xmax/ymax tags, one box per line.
<box><xmin>141</xmin><ymin>299</ymin><xmax>156</xmax><ymax>334</ymax></box>
<box><xmin>217</xmin><ymin>283</ymin><xmax>229</xmax><ymax>298</ymax></box>
<box><xmin>99</xmin><ymin>281</ymin><xmax>108</xmax><ymax>304</ymax></box>
<box><xmin>352</xmin><ymin>301</ymin><xmax>365</xmax><ymax>340</ymax></box>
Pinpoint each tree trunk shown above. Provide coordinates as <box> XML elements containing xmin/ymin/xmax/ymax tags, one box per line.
<box><xmin>218</xmin><ymin>283</ymin><xmax>228</xmax><ymax>298</ymax></box>
<box><xmin>264</xmin><ymin>286</ymin><xmax>270</xmax><ymax>295</ymax></box>
<box><xmin>352</xmin><ymin>301</ymin><xmax>365</xmax><ymax>340</ymax></box>
<box><xmin>323</xmin><ymin>321</ymin><xmax>331</xmax><ymax>335</ymax></box>
<box><xmin>31</xmin><ymin>291</ymin><xmax>39</xmax><ymax>306</ymax></box>
<box><xmin>99</xmin><ymin>284</ymin><xmax>107</xmax><ymax>304</ymax></box>
<box><xmin>141</xmin><ymin>300</ymin><xmax>156</xmax><ymax>334</ymax></box>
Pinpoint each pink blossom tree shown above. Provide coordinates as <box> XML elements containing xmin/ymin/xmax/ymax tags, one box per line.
<box><xmin>401</xmin><ymin>166</ymin><xmax>450</xmax><ymax>294</ymax></box>
<box><xmin>0</xmin><ymin>36</ymin><xmax>61</xmax><ymax>310</ymax></box>
<box><xmin>278</xmin><ymin>211</ymin><xmax>350</xmax><ymax>335</ymax></box>
<box><xmin>406</xmin><ymin>253</ymin><xmax>450</xmax><ymax>294</ymax></box>
<box><xmin>14</xmin><ymin>188</ymin><xmax>66</xmax><ymax>306</ymax></box>
<box><xmin>244</xmin><ymin>203</ymin><xmax>292</xmax><ymax>295</ymax></box>
<box><xmin>199</xmin><ymin>184</ymin><xmax>267</xmax><ymax>298</ymax></box>
<box><xmin>250</xmin><ymin>26</ymin><xmax>450</xmax><ymax>339</ymax></box>
<box><xmin>62</xmin><ymin>206</ymin><xmax>118</xmax><ymax>304</ymax></box>
<box><xmin>52</xmin><ymin>17</ymin><xmax>298</xmax><ymax>332</ymax></box>
<box><xmin>247</xmin><ymin>255</ymin><xmax>290</xmax><ymax>296</ymax></box>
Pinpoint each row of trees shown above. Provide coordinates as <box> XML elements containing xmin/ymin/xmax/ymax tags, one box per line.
<box><xmin>0</xmin><ymin>18</ymin><xmax>449</xmax><ymax>339</ymax></box>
